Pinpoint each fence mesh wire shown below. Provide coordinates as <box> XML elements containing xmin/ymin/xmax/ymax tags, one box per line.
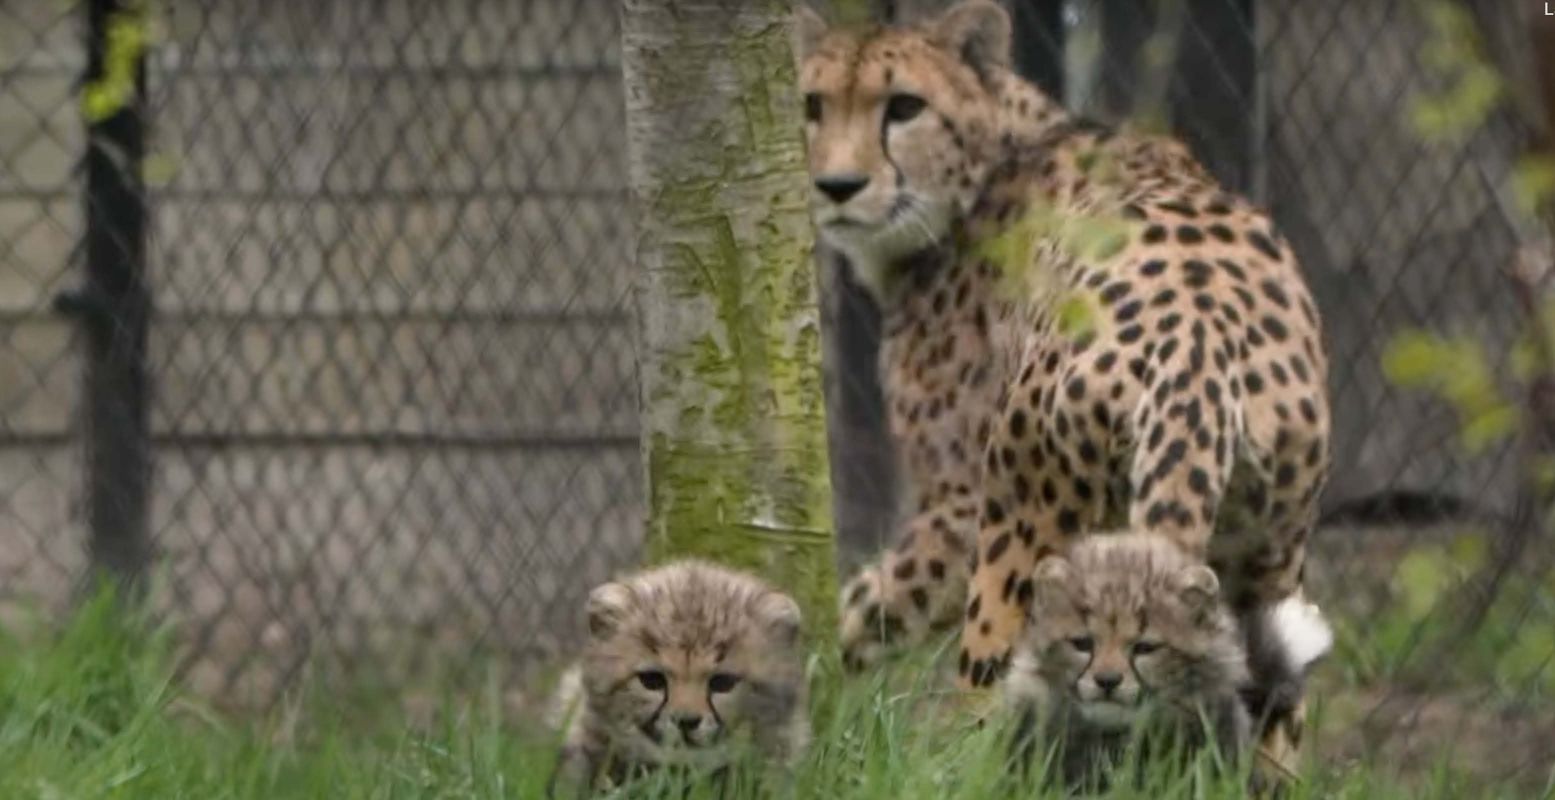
<box><xmin>1</xmin><ymin>0</ymin><xmax>1552</xmax><ymax>776</ymax></box>
<box><xmin>3</xmin><ymin>0</ymin><xmax>643</xmax><ymax>705</ymax></box>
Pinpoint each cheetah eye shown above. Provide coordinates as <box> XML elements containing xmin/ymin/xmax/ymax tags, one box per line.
<box><xmin>636</xmin><ymin>670</ymin><xmax>668</xmax><ymax>691</ymax></box>
<box><xmin>804</xmin><ymin>93</ymin><xmax>822</xmax><ymax>123</ymax></box>
<box><xmin>708</xmin><ymin>673</ymin><xmax>742</xmax><ymax>694</ymax></box>
<box><xmin>1067</xmin><ymin>636</ymin><xmax>1094</xmax><ymax>653</ymax></box>
<box><xmin>1131</xmin><ymin>640</ymin><xmax>1163</xmax><ymax>656</ymax></box>
<box><xmin>884</xmin><ymin>93</ymin><xmax>926</xmax><ymax>124</ymax></box>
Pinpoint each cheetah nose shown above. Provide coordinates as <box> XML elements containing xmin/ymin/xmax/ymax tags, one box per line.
<box><xmin>673</xmin><ymin>713</ymin><xmax>703</xmax><ymax>736</ymax></box>
<box><xmin>814</xmin><ymin>173</ymin><xmax>869</xmax><ymax>204</ymax></box>
<box><xmin>1094</xmin><ymin>671</ymin><xmax>1123</xmax><ymax>695</ymax></box>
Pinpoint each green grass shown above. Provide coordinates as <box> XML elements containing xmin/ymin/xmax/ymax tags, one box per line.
<box><xmin>0</xmin><ymin>585</ymin><xmax>1549</xmax><ymax>800</ymax></box>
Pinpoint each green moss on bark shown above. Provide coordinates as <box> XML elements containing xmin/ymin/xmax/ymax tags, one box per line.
<box><xmin>624</xmin><ymin>1</ymin><xmax>838</xmax><ymax>642</ymax></box>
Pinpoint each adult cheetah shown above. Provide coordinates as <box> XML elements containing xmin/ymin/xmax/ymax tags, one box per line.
<box><xmin>797</xmin><ymin>0</ymin><xmax>1333</xmax><ymax>773</ymax></box>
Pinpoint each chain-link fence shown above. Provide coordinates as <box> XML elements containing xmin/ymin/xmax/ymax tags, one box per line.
<box><xmin>2</xmin><ymin>0</ymin><xmax>642</xmax><ymax>706</ymax></box>
<box><xmin>2</xmin><ymin>0</ymin><xmax>1553</xmax><ymax>777</ymax></box>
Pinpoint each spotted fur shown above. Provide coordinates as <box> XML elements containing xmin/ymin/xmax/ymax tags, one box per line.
<box><xmin>1005</xmin><ymin>532</ymin><xmax>1251</xmax><ymax>789</ymax></box>
<box><xmin>547</xmin><ymin>561</ymin><xmax>809</xmax><ymax>796</ymax></box>
<box><xmin>797</xmin><ymin>0</ymin><xmax>1331</xmax><ymax>778</ymax></box>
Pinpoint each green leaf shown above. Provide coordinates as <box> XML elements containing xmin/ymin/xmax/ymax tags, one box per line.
<box><xmin>1393</xmin><ymin>547</ymin><xmax>1457</xmax><ymax>621</ymax></box>
<box><xmin>1381</xmin><ymin>331</ymin><xmax>1452</xmax><ymax>386</ymax></box>
<box><xmin>1447</xmin><ymin>532</ymin><xmax>1488</xmax><ymax>573</ymax></box>
<box><xmin>1055</xmin><ymin>293</ymin><xmax>1097</xmax><ymax>341</ymax></box>
<box><xmin>1512</xmin><ymin>154</ymin><xmax>1555</xmax><ymax>215</ymax></box>
<box><xmin>142</xmin><ymin>152</ymin><xmax>179</xmax><ymax>186</ymax></box>
<box><xmin>1497</xmin><ymin>624</ymin><xmax>1555</xmax><ymax>686</ymax></box>
<box><xmin>1461</xmin><ymin>403</ymin><xmax>1518</xmax><ymax>453</ymax></box>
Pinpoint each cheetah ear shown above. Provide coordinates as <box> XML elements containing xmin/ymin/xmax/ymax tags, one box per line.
<box><xmin>1173</xmin><ymin>564</ymin><xmax>1220</xmax><ymax>611</ymax></box>
<box><xmin>793</xmin><ymin>5</ymin><xmax>829</xmax><ymax>63</ymax></box>
<box><xmin>586</xmin><ymin>581</ymin><xmax>634</xmax><ymax>640</ymax></box>
<box><xmin>754</xmin><ymin>591</ymin><xmax>803</xmax><ymax>646</ymax></box>
<box><xmin>1031</xmin><ymin>556</ymin><xmax>1076</xmax><ymax>612</ymax></box>
<box><xmin>930</xmin><ymin>0</ymin><xmax>1011</xmax><ymax>75</ymax></box>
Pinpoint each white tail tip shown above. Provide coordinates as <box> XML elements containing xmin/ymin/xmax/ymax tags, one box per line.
<box><xmin>1267</xmin><ymin>596</ymin><xmax>1334</xmax><ymax>674</ymax></box>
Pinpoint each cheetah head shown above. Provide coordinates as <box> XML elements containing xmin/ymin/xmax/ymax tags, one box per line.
<box><xmin>581</xmin><ymin>564</ymin><xmax>806</xmax><ymax>768</ymax></box>
<box><xmin>1024</xmin><ymin>534</ymin><xmax>1249</xmax><ymax>731</ymax></box>
<box><xmin>795</xmin><ymin>1</ymin><xmax>1012</xmax><ymax>296</ymax></box>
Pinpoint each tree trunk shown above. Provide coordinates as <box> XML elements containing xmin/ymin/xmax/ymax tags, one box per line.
<box><xmin>621</xmin><ymin>0</ymin><xmax>838</xmax><ymax>637</ymax></box>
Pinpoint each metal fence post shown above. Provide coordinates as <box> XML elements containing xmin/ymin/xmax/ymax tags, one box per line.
<box><xmin>1171</xmin><ymin>0</ymin><xmax>1256</xmax><ymax>194</ymax></box>
<box><xmin>1009</xmin><ymin>0</ymin><xmax>1066</xmax><ymax>98</ymax></box>
<box><xmin>72</xmin><ymin>0</ymin><xmax>152</xmax><ymax>587</ymax></box>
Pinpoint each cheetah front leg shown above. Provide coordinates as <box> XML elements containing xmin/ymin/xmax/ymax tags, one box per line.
<box><xmin>957</xmin><ymin>386</ymin><xmax>1108</xmax><ymax>690</ymax></box>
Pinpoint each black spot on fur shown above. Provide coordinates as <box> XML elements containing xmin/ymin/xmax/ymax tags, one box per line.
<box><xmin>987</xmin><ymin>532</ymin><xmax>1012</xmax><ymax>564</ymax></box>
<box><xmin>1183</xmin><ymin>260</ymin><xmax>1213</xmax><ymax>288</ymax></box>
<box><xmin>1299</xmin><ymin>398</ymin><xmax>1319</xmax><ymax>424</ymax></box>
<box><xmin>1157</xmin><ymin>200</ymin><xmax>1197</xmax><ymax>217</ymax></box>
<box><xmin>1216</xmin><ymin>259</ymin><xmax>1247</xmax><ymax>282</ymax></box>
<box><xmin>1290</xmin><ymin>356</ymin><xmax>1311</xmax><ymax>384</ymax></box>
<box><xmin>1014</xmin><ymin>473</ymin><xmax>1031</xmax><ymax>504</ymax></box>
<box><xmin>1260</xmin><ymin>279</ymin><xmax>1291</xmax><ymax>309</ymax></box>
<box><xmin>1188</xmin><ymin>467</ymin><xmax>1211</xmax><ymax>496</ymax></box>
<box><xmin>1015</xmin><ymin>578</ymin><xmax>1035</xmax><ymax>607</ymax></box>
<box><xmin>1100</xmin><ymin>282</ymin><xmax>1132</xmax><ymax>305</ymax></box>
<box><xmin>1248</xmin><ymin>230</ymin><xmax>1282</xmax><ymax>261</ymax></box>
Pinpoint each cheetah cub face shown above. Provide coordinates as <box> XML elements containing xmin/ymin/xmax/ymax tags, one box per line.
<box><xmin>1010</xmin><ymin>533</ymin><xmax>1249</xmax><ymax>734</ymax></box>
<box><xmin>566</xmin><ymin>561</ymin><xmax>809</xmax><ymax>779</ymax></box>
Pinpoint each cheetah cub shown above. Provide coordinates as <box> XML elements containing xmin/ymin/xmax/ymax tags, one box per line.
<box><xmin>1006</xmin><ymin>533</ymin><xmax>1252</xmax><ymax>789</ymax></box>
<box><xmin>547</xmin><ymin>561</ymin><xmax>810</xmax><ymax>796</ymax></box>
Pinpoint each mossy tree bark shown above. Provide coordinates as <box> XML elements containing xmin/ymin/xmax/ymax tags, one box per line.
<box><xmin>621</xmin><ymin>0</ymin><xmax>838</xmax><ymax>639</ymax></box>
